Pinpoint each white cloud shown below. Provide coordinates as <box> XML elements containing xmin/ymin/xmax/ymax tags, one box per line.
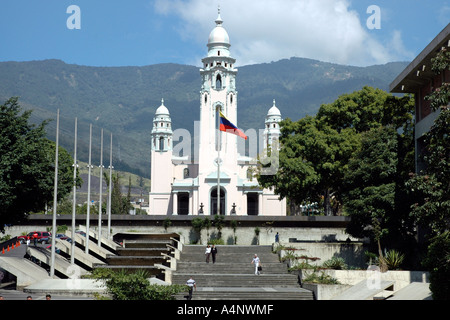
<box><xmin>154</xmin><ymin>0</ymin><xmax>410</xmax><ymax>66</ymax></box>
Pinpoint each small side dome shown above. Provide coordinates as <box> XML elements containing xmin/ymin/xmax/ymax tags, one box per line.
<box><xmin>155</xmin><ymin>98</ymin><xmax>170</xmax><ymax>115</ymax></box>
<box><xmin>267</xmin><ymin>99</ymin><xmax>281</xmax><ymax>116</ymax></box>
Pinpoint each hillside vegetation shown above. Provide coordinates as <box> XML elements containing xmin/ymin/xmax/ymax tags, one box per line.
<box><xmin>0</xmin><ymin>58</ymin><xmax>408</xmax><ymax>177</ymax></box>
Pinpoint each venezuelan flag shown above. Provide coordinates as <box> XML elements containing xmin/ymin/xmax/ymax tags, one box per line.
<box><xmin>219</xmin><ymin>111</ymin><xmax>247</xmax><ymax>140</ymax></box>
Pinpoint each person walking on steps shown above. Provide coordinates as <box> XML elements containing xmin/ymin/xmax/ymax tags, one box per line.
<box><xmin>205</xmin><ymin>245</ymin><xmax>211</xmax><ymax>263</ymax></box>
<box><xmin>211</xmin><ymin>244</ymin><xmax>218</xmax><ymax>263</ymax></box>
<box><xmin>251</xmin><ymin>254</ymin><xmax>262</xmax><ymax>275</ymax></box>
<box><xmin>186</xmin><ymin>276</ymin><xmax>196</xmax><ymax>300</ymax></box>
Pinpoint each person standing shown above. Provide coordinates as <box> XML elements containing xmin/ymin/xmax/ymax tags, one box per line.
<box><xmin>33</xmin><ymin>232</ymin><xmax>38</xmax><ymax>246</ymax></box>
<box><xmin>205</xmin><ymin>245</ymin><xmax>211</xmax><ymax>263</ymax></box>
<box><xmin>211</xmin><ymin>244</ymin><xmax>218</xmax><ymax>263</ymax></box>
<box><xmin>186</xmin><ymin>276</ymin><xmax>196</xmax><ymax>300</ymax></box>
<box><xmin>251</xmin><ymin>254</ymin><xmax>261</xmax><ymax>275</ymax></box>
<box><xmin>275</xmin><ymin>232</ymin><xmax>279</xmax><ymax>243</ymax></box>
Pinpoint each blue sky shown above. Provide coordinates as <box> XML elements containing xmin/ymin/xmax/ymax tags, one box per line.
<box><xmin>0</xmin><ymin>0</ymin><xmax>448</xmax><ymax>67</ymax></box>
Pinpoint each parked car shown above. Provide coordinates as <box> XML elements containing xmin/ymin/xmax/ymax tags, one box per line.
<box><xmin>18</xmin><ymin>231</ymin><xmax>52</xmax><ymax>244</ymax></box>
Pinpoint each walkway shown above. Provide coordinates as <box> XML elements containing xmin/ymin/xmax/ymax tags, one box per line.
<box><xmin>172</xmin><ymin>245</ymin><xmax>313</xmax><ymax>300</ymax></box>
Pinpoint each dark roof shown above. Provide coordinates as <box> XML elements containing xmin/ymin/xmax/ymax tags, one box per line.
<box><xmin>390</xmin><ymin>23</ymin><xmax>450</xmax><ymax>93</ymax></box>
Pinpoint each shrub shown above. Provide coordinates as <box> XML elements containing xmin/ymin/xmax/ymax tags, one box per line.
<box><xmin>91</xmin><ymin>268</ymin><xmax>187</xmax><ymax>300</ymax></box>
<box><xmin>322</xmin><ymin>257</ymin><xmax>347</xmax><ymax>270</ymax></box>
<box><xmin>384</xmin><ymin>250</ymin><xmax>405</xmax><ymax>270</ymax></box>
<box><xmin>423</xmin><ymin>231</ymin><xmax>450</xmax><ymax>300</ymax></box>
<box><xmin>303</xmin><ymin>271</ymin><xmax>340</xmax><ymax>284</ymax></box>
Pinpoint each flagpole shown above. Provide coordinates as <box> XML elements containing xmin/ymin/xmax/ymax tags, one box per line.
<box><xmin>107</xmin><ymin>133</ymin><xmax>113</xmax><ymax>238</ymax></box>
<box><xmin>86</xmin><ymin>123</ymin><xmax>92</xmax><ymax>254</ymax></box>
<box><xmin>50</xmin><ymin>109</ymin><xmax>59</xmax><ymax>278</ymax></box>
<box><xmin>98</xmin><ymin>128</ymin><xmax>103</xmax><ymax>246</ymax></box>
<box><xmin>71</xmin><ymin>117</ymin><xmax>77</xmax><ymax>265</ymax></box>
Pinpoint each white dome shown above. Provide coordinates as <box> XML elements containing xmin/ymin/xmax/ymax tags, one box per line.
<box><xmin>207</xmin><ymin>12</ymin><xmax>230</xmax><ymax>46</ymax></box>
<box><xmin>267</xmin><ymin>99</ymin><xmax>281</xmax><ymax>116</ymax></box>
<box><xmin>155</xmin><ymin>98</ymin><xmax>170</xmax><ymax>115</ymax></box>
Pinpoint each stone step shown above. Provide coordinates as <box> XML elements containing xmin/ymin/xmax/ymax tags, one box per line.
<box><xmin>176</xmin><ymin>262</ymin><xmax>287</xmax><ymax>274</ymax></box>
<box><xmin>172</xmin><ymin>274</ymin><xmax>299</xmax><ymax>287</ymax></box>
<box><xmin>181</xmin><ymin>245</ymin><xmax>275</xmax><ymax>254</ymax></box>
<box><xmin>124</xmin><ymin>242</ymin><xmax>171</xmax><ymax>249</ymax></box>
<box><xmin>181</xmin><ymin>252</ymin><xmax>279</xmax><ymax>262</ymax></box>
<box><xmin>106</xmin><ymin>256</ymin><xmax>167</xmax><ymax>266</ymax></box>
<box><xmin>116</xmin><ymin>248</ymin><xmax>170</xmax><ymax>256</ymax></box>
<box><xmin>174</xmin><ymin>288</ymin><xmax>313</xmax><ymax>300</ymax></box>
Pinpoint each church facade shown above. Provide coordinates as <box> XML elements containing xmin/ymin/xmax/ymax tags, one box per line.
<box><xmin>149</xmin><ymin>11</ymin><xmax>286</xmax><ymax>216</ymax></box>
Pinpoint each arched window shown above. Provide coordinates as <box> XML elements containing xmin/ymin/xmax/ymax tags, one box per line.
<box><xmin>159</xmin><ymin>136</ymin><xmax>164</xmax><ymax>151</ymax></box>
<box><xmin>216</xmin><ymin>74</ymin><xmax>222</xmax><ymax>89</ymax></box>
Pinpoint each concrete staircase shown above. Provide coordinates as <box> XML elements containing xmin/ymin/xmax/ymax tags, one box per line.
<box><xmin>94</xmin><ymin>233</ymin><xmax>180</xmax><ymax>277</ymax></box>
<box><xmin>172</xmin><ymin>245</ymin><xmax>313</xmax><ymax>300</ymax></box>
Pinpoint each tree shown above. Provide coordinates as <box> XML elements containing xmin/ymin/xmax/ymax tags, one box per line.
<box><xmin>257</xmin><ymin>86</ymin><xmax>414</xmax><ymax>216</ymax></box>
<box><xmin>406</xmin><ymin>46</ymin><xmax>450</xmax><ymax>299</ymax></box>
<box><xmin>343</xmin><ymin>126</ymin><xmax>416</xmax><ymax>244</ymax></box>
<box><xmin>0</xmin><ymin>97</ymin><xmax>77</xmax><ymax>231</ymax></box>
<box><xmin>110</xmin><ymin>173</ymin><xmax>132</xmax><ymax>215</ymax></box>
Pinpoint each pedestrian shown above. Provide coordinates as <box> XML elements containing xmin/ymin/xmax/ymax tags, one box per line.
<box><xmin>186</xmin><ymin>276</ymin><xmax>196</xmax><ymax>300</ymax></box>
<box><xmin>26</xmin><ymin>236</ymin><xmax>30</xmax><ymax>247</ymax></box>
<box><xmin>46</xmin><ymin>294</ymin><xmax>51</xmax><ymax>300</ymax></box>
<box><xmin>26</xmin><ymin>296</ymin><xmax>32</xmax><ymax>300</ymax></box>
<box><xmin>211</xmin><ymin>244</ymin><xmax>218</xmax><ymax>263</ymax></box>
<box><xmin>205</xmin><ymin>245</ymin><xmax>211</xmax><ymax>263</ymax></box>
<box><xmin>33</xmin><ymin>232</ymin><xmax>38</xmax><ymax>246</ymax></box>
<box><xmin>251</xmin><ymin>254</ymin><xmax>262</xmax><ymax>275</ymax></box>
<box><xmin>275</xmin><ymin>232</ymin><xmax>279</xmax><ymax>243</ymax></box>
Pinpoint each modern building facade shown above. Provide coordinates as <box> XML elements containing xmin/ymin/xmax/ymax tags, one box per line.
<box><xmin>148</xmin><ymin>10</ymin><xmax>286</xmax><ymax>216</ymax></box>
<box><xmin>390</xmin><ymin>23</ymin><xmax>450</xmax><ymax>172</ymax></box>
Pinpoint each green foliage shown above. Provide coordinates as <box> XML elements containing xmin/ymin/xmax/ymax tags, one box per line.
<box><xmin>163</xmin><ymin>218</ymin><xmax>172</xmax><ymax>232</ymax></box>
<box><xmin>110</xmin><ymin>173</ymin><xmax>132</xmax><ymax>215</ymax></box>
<box><xmin>208</xmin><ymin>238</ymin><xmax>225</xmax><ymax>245</ymax></box>
<box><xmin>0</xmin><ymin>97</ymin><xmax>78</xmax><ymax>231</ymax></box>
<box><xmin>422</xmin><ymin>231</ymin><xmax>450</xmax><ymax>300</ymax></box>
<box><xmin>91</xmin><ymin>268</ymin><xmax>187</xmax><ymax>300</ymax></box>
<box><xmin>213</xmin><ymin>214</ymin><xmax>225</xmax><ymax>238</ymax></box>
<box><xmin>257</xmin><ymin>86</ymin><xmax>414</xmax><ymax>218</ymax></box>
<box><xmin>407</xmin><ymin>46</ymin><xmax>450</xmax><ymax>235</ymax></box>
<box><xmin>383</xmin><ymin>250</ymin><xmax>405</xmax><ymax>270</ymax></box>
<box><xmin>322</xmin><ymin>257</ymin><xmax>347</xmax><ymax>270</ymax></box>
<box><xmin>303</xmin><ymin>271</ymin><xmax>340</xmax><ymax>284</ymax></box>
<box><xmin>0</xmin><ymin>59</ymin><xmax>408</xmax><ymax>177</ymax></box>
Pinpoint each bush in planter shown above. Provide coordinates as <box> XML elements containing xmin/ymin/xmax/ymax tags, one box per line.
<box><xmin>322</xmin><ymin>257</ymin><xmax>347</xmax><ymax>270</ymax></box>
<box><xmin>384</xmin><ymin>249</ymin><xmax>405</xmax><ymax>270</ymax></box>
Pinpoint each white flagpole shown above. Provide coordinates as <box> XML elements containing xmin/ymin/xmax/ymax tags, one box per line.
<box><xmin>50</xmin><ymin>109</ymin><xmax>59</xmax><ymax>277</ymax></box>
<box><xmin>217</xmin><ymin>108</ymin><xmax>221</xmax><ymax>216</ymax></box>
<box><xmin>107</xmin><ymin>133</ymin><xmax>113</xmax><ymax>238</ymax></box>
<box><xmin>71</xmin><ymin>117</ymin><xmax>77</xmax><ymax>264</ymax></box>
<box><xmin>98</xmin><ymin>128</ymin><xmax>103</xmax><ymax>246</ymax></box>
<box><xmin>86</xmin><ymin>124</ymin><xmax>92</xmax><ymax>254</ymax></box>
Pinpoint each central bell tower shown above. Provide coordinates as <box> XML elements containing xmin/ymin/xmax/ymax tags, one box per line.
<box><xmin>198</xmin><ymin>8</ymin><xmax>239</xmax><ymax>173</ymax></box>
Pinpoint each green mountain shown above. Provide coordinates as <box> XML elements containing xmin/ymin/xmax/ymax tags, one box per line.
<box><xmin>0</xmin><ymin>58</ymin><xmax>409</xmax><ymax>178</ymax></box>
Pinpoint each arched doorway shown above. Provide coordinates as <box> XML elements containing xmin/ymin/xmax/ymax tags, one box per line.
<box><xmin>210</xmin><ymin>187</ymin><xmax>225</xmax><ymax>215</ymax></box>
<box><xmin>178</xmin><ymin>192</ymin><xmax>189</xmax><ymax>215</ymax></box>
<box><xmin>247</xmin><ymin>193</ymin><xmax>259</xmax><ymax>215</ymax></box>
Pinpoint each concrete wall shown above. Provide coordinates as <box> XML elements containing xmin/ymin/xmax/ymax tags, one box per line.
<box><xmin>301</xmin><ymin>269</ymin><xmax>430</xmax><ymax>300</ymax></box>
<box><xmin>4</xmin><ymin>224</ymin><xmax>357</xmax><ymax>247</ymax></box>
<box><xmin>279</xmin><ymin>241</ymin><xmax>367</xmax><ymax>269</ymax></box>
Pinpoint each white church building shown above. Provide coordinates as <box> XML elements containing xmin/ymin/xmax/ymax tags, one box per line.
<box><xmin>149</xmin><ymin>10</ymin><xmax>286</xmax><ymax>216</ymax></box>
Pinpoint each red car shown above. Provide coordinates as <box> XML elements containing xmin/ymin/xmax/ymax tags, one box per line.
<box><xmin>18</xmin><ymin>231</ymin><xmax>52</xmax><ymax>244</ymax></box>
